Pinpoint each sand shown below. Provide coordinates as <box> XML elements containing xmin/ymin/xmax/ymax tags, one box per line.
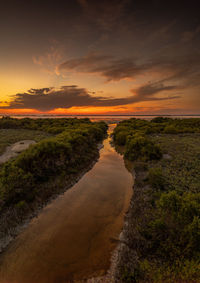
<box><xmin>0</xmin><ymin>140</ymin><xmax>36</xmax><ymax>164</ymax></box>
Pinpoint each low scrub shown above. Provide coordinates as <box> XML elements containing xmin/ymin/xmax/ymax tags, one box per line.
<box><xmin>124</xmin><ymin>135</ymin><xmax>162</xmax><ymax>161</ymax></box>
<box><xmin>147</xmin><ymin>167</ymin><xmax>166</xmax><ymax>190</ymax></box>
<box><xmin>114</xmin><ymin>117</ymin><xmax>200</xmax><ymax>282</ymax></box>
<box><xmin>0</xmin><ymin>120</ymin><xmax>107</xmax><ymax>209</ymax></box>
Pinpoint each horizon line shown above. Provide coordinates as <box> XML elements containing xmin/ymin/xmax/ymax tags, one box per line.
<box><xmin>1</xmin><ymin>114</ymin><xmax>200</xmax><ymax>117</ymax></box>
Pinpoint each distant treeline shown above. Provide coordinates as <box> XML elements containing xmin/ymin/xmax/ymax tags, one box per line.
<box><xmin>0</xmin><ymin>117</ymin><xmax>107</xmax><ymax>212</ymax></box>
<box><xmin>114</xmin><ymin>118</ymin><xmax>200</xmax><ymax>282</ymax></box>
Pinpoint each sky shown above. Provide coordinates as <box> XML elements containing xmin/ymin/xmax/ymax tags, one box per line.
<box><xmin>0</xmin><ymin>0</ymin><xmax>200</xmax><ymax>115</ymax></box>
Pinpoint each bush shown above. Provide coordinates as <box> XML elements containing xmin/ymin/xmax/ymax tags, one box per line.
<box><xmin>124</xmin><ymin>135</ymin><xmax>162</xmax><ymax>161</ymax></box>
<box><xmin>0</xmin><ymin>119</ymin><xmax>107</xmax><ymax>208</ymax></box>
<box><xmin>0</xmin><ymin>163</ymin><xmax>34</xmax><ymax>205</ymax></box>
<box><xmin>113</xmin><ymin>117</ymin><xmax>200</xmax><ymax>282</ymax></box>
<box><xmin>14</xmin><ymin>139</ymin><xmax>73</xmax><ymax>181</ymax></box>
<box><xmin>164</xmin><ymin>125</ymin><xmax>179</xmax><ymax>134</ymax></box>
<box><xmin>143</xmin><ymin>191</ymin><xmax>200</xmax><ymax>262</ymax></box>
<box><xmin>115</xmin><ymin>131</ymin><xmax>129</xmax><ymax>146</ymax></box>
<box><xmin>147</xmin><ymin>167</ymin><xmax>166</xmax><ymax>190</ymax></box>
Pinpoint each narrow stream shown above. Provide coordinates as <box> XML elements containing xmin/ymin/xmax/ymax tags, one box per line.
<box><xmin>0</xmin><ymin>124</ymin><xmax>133</xmax><ymax>283</ymax></box>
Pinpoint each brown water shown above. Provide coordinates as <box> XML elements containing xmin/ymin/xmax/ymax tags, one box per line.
<box><xmin>0</xmin><ymin>125</ymin><xmax>133</xmax><ymax>283</ymax></box>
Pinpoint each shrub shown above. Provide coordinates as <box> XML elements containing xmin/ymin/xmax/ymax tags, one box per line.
<box><xmin>147</xmin><ymin>167</ymin><xmax>166</xmax><ymax>190</ymax></box>
<box><xmin>124</xmin><ymin>135</ymin><xmax>162</xmax><ymax>161</ymax></box>
<box><xmin>0</xmin><ymin>163</ymin><xmax>34</xmax><ymax>205</ymax></box>
<box><xmin>0</xmin><ymin>119</ymin><xmax>107</xmax><ymax>208</ymax></box>
<box><xmin>143</xmin><ymin>191</ymin><xmax>200</xmax><ymax>262</ymax></box>
<box><xmin>164</xmin><ymin>125</ymin><xmax>179</xmax><ymax>134</ymax></box>
<box><xmin>115</xmin><ymin>131</ymin><xmax>129</xmax><ymax>146</ymax></box>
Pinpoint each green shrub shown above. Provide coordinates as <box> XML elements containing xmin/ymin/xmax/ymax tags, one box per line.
<box><xmin>0</xmin><ymin>163</ymin><xmax>34</xmax><ymax>205</ymax></box>
<box><xmin>143</xmin><ymin>191</ymin><xmax>200</xmax><ymax>262</ymax></box>
<box><xmin>0</xmin><ymin>119</ymin><xmax>107</xmax><ymax>208</ymax></box>
<box><xmin>46</xmin><ymin>126</ymin><xmax>66</xmax><ymax>134</ymax></box>
<box><xmin>115</xmin><ymin>131</ymin><xmax>129</xmax><ymax>146</ymax></box>
<box><xmin>124</xmin><ymin>135</ymin><xmax>162</xmax><ymax>161</ymax></box>
<box><xmin>147</xmin><ymin>167</ymin><xmax>166</xmax><ymax>190</ymax></box>
<box><xmin>164</xmin><ymin>125</ymin><xmax>179</xmax><ymax>134</ymax></box>
<box><xmin>113</xmin><ymin>117</ymin><xmax>200</xmax><ymax>282</ymax></box>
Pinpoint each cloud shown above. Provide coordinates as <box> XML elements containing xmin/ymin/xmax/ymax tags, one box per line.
<box><xmin>133</xmin><ymin>82</ymin><xmax>178</xmax><ymax>97</ymax></box>
<box><xmin>57</xmin><ymin>51</ymin><xmax>200</xmax><ymax>88</ymax></box>
<box><xmin>33</xmin><ymin>44</ymin><xmax>64</xmax><ymax>74</ymax></box>
<box><xmin>0</xmin><ymin>84</ymin><xmax>180</xmax><ymax>112</ymax></box>
<box><xmin>129</xmin><ymin>82</ymin><xmax>180</xmax><ymax>104</ymax></box>
<box><xmin>57</xmin><ymin>53</ymin><xmax>146</xmax><ymax>81</ymax></box>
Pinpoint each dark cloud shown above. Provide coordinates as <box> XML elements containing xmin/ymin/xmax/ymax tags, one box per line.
<box><xmin>133</xmin><ymin>82</ymin><xmax>178</xmax><ymax>97</ymax></box>
<box><xmin>152</xmin><ymin>53</ymin><xmax>200</xmax><ymax>89</ymax></box>
<box><xmin>57</xmin><ymin>54</ymin><xmax>147</xmax><ymax>81</ymax></box>
<box><xmin>58</xmin><ymin>51</ymin><xmax>200</xmax><ymax>89</ymax></box>
<box><xmin>0</xmin><ymin>84</ymin><xmax>179</xmax><ymax>112</ymax></box>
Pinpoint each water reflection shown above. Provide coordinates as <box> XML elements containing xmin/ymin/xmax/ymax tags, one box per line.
<box><xmin>0</xmin><ymin>124</ymin><xmax>133</xmax><ymax>283</ymax></box>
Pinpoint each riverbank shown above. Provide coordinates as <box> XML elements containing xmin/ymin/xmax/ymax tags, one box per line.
<box><xmin>0</xmin><ymin>124</ymin><xmax>133</xmax><ymax>283</ymax></box>
<box><xmin>0</xmin><ymin>145</ymin><xmax>100</xmax><ymax>253</ymax></box>
<box><xmin>0</xmin><ymin>119</ymin><xmax>108</xmax><ymax>254</ymax></box>
<box><xmin>114</xmin><ymin>133</ymin><xmax>200</xmax><ymax>282</ymax></box>
<box><xmin>114</xmin><ymin>162</ymin><xmax>151</xmax><ymax>282</ymax></box>
<box><xmin>112</xmin><ymin>118</ymin><xmax>200</xmax><ymax>282</ymax></box>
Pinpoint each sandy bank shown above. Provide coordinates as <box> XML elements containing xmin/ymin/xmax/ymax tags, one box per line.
<box><xmin>0</xmin><ymin>140</ymin><xmax>36</xmax><ymax>164</ymax></box>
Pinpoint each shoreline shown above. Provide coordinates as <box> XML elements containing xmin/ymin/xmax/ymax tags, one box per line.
<box><xmin>0</xmin><ymin>143</ymin><xmax>103</xmax><ymax>254</ymax></box>
<box><xmin>86</xmin><ymin>160</ymin><xmax>136</xmax><ymax>283</ymax></box>
<box><xmin>88</xmin><ymin>164</ymin><xmax>146</xmax><ymax>283</ymax></box>
<box><xmin>111</xmin><ymin>136</ymin><xmax>200</xmax><ymax>282</ymax></box>
<box><xmin>114</xmin><ymin>165</ymin><xmax>147</xmax><ymax>282</ymax></box>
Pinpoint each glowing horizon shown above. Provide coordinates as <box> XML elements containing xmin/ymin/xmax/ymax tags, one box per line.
<box><xmin>1</xmin><ymin>1</ymin><xmax>200</xmax><ymax>115</ymax></box>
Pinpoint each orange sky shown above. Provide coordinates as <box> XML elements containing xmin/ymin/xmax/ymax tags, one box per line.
<box><xmin>1</xmin><ymin>0</ymin><xmax>200</xmax><ymax>115</ymax></box>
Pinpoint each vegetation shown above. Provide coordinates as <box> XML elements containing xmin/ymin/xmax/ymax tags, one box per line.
<box><xmin>0</xmin><ymin>117</ymin><xmax>107</xmax><ymax>212</ymax></box>
<box><xmin>113</xmin><ymin>117</ymin><xmax>200</xmax><ymax>147</ymax></box>
<box><xmin>0</xmin><ymin>116</ymin><xmax>94</xmax><ymax>134</ymax></box>
<box><xmin>114</xmin><ymin>118</ymin><xmax>200</xmax><ymax>282</ymax></box>
<box><xmin>0</xmin><ymin>128</ymin><xmax>51</xmax><ymax>155</ymax></box>
<box><xmin>124</xmin><ymin>135</ymin><xmax>162</xmax><ymax>161</ymax></box>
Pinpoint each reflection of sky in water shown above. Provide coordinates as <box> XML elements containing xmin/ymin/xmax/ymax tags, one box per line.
<box><xmin>0</xmin><ymin>125</ymin><xmax>133</xmax><ymax>283</ymax></box>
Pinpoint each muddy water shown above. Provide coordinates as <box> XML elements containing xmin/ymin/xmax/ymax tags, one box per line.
<box><xmin>0</xmin><ymin>125</ymin><xmax>133</xmax><ymax>283</ymax></box>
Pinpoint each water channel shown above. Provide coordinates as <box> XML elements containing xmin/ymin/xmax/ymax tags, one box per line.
<box><xmin>0</xmin><ymin>124</ymin><xmax>133</xmax><ymax>283</ymax></box>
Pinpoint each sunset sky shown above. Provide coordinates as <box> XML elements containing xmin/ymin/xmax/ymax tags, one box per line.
<box><xmin>0</xmin><ymin>0</ymin><xmax>200</xmax><ymax>115</ymax></box>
